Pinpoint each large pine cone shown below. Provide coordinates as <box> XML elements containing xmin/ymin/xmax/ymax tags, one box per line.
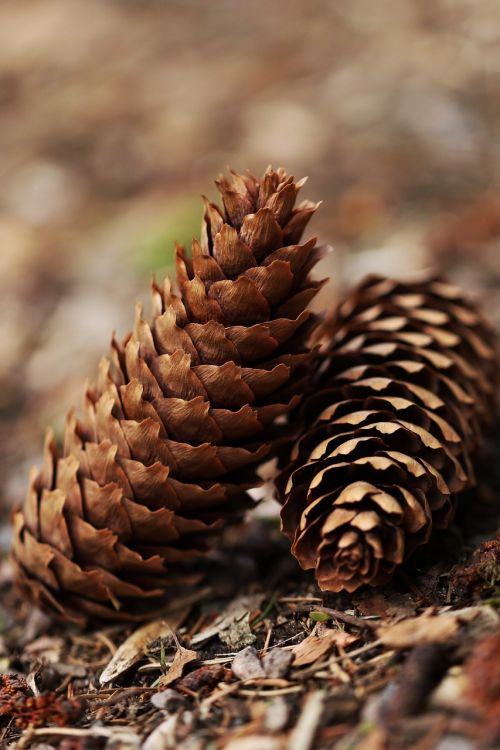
<box><xmin>279</xmin><ymin>274</ymin><xmax>497</xmax><ymax>592</ymax></box>
<box><xmin>12</xmin><ymin>168</ymin><xmax>324</xmax><ymax>625</ymax></box>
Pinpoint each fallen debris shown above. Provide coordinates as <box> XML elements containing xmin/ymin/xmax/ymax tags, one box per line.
<box><xmin>0</xmin><ymin>527</ymin><xmax>498</xmax><ymax>749</ymax></box>
<box><xmin>292</xmin><ymin>625</ymin><xmax>358</xmax><ymax>667</ymax></box>
<box><xmin>99</xmin><ymin>610</ymin><xmax>189</xmax><ymax>685</ymax></box>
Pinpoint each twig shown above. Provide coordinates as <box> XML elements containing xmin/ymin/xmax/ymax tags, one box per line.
<box><xmin>15</xmin><ymin>725</ymin><xmax>139</xmax><ymax>750</ymax></box>
<box><xmin>95</xmin><ymin>631</ymin><xmax>118</xmax><ymax>656</ymax></box>
<box><xmin>200</xmin><ymin>682</ymin><xmax>240</xmax><ymax>708</ymax></box>
<box><xmin>310</xmin><ymin>606</ymin><xmax>379</xmax><ymax>631</ymax></box>
<box><xmin>262</xmin><ymin>624</ymin><xmax>273</xmax><ymax>654</ymax></box>
<box><xmin>295</xmin><ymin>639</ymin><xmax>383</xmax><ymax>678</ymax></box>
<box><xmin>288</xmin><ymin>690</ymin><xmax>325</xmax><ymax>750</ymax></box>
<box><xmin>239</xmin><ymin>685</ymin><xmax>303</xmax><ymax>697</ymax></box>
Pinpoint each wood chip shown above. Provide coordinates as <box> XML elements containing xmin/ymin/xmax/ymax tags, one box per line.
<box><xmin>288</xmin><ymin>690</ymin><xmax>325</xmax><ymax>750</ymax></box>
<box><xmin>142</xmin><ymin>715</ymin><xmax>177</xmax><ymax>750</ymax></box>
<box><xmin>377</xmin><ymin>612</ymin><xmax>460</xmax><ymax>649</ymax></box>
<box><xmin>292</xmin><ymin>627</ymin><xmax>358</xmax><ymax>667</ymax></box>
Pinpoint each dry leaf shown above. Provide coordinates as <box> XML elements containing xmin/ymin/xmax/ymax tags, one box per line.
<box><xmin>377</xmin><ymin>612</ymin><xmax>460</xmax><ymax>649</ymax></box>
<box><xmin>353</xmin><ymin>591</ymin><xmax>417</xmax><ymax>620</ymax></box>
<box><xmin>292</xmin><ymin>627</ymin><xmax>357</xmax><ymax>667</ymax></box>
<box><xmin>100</xmin><ymin>608</ymin><xmax>189</xmax><ymax>685</ymax></box>
<box><xmin>351</xmin><ymin>593</ymin><xmax>391</xmax><ymax>619</ymax></box>
<box><xmin>159</xmin><ymin>644</ymin><xmax>197</xmax><ymax>687</ymax></box>
<box><xmin>452</xmin><ymin>605</ymin><xmax>499</xmax><ymax>631</ymax></box>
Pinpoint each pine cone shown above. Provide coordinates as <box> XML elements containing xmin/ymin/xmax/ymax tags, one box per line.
<box><xmin>12</xmin><ymin>167</ymin><xmax>324</xmax><ymax>625</ymax></box>
<box><xmin>279</xmin><ymin>274</ymin><xmax>497</xmax><ymax>592</ymax></box>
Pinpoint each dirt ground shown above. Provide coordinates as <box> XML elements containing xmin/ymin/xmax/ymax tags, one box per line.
<box><xmin>0</xmin><ymin>520</ymin><xmax>499</xmax><ymax>749</ymax></box>
<box><xmin>1</xmin><ymin>1</ymin><xmax>500</xmax><ymax>748</ymax></box>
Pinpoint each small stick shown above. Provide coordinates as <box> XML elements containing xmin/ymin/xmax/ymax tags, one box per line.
<box><xmin>288</xmin><ymin>690</ymin><xmax>325</xmax><ymax>750</ymax></box>
<box><xmin>239</xmin><ymin>685</ymin><xmax>303</xmax><ymax>697</ymax></box>
<box><xmin>310</xmin><ymin>606</ymin><xmax>379</xmax><ymax>631</ymax></box>
<box><xmin>294</xmin><ymin>639</ymin><xmax>383</xmax><ymax>678</ymax></box>
<box><xmin>95</xmin><ymin>632</ymin><xmax>118</xmax><ymax>656</ymax></box>
<box><xmin>262</xmin><ymin>624</ymin><xmax>273</xmax><ymax>654</ymax></box>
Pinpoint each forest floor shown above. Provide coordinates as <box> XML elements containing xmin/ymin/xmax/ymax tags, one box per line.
<box><xmin>2</xmin><ymin>3</ymin><xmax>500</xmax><ymax>749</ymax></box>
<box><xmin>0</xmin><ymin>510</ymin><xmax>499</xmax><ymax>750</ymax></box>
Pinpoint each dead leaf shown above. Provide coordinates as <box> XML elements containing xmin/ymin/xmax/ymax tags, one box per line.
<box><xmin>352</xmin><ymin>592</ymin><xmax>390</xmax><ymax>619</ymax></box>
<box><xmin>26</xmin><ymin>667</ymin><xmax>42</xmax><ymax>696</ymax></box>
<box><xmin>353</xmin><ymin>591</ymin><xmax>418</xmax><ymax>622</ymax></box>
<box><xmin>99</xmin><ymin>608</ymin><xmax>189</xmax><ymax>685</ymax></box>
<box><xmin>377</xmin><ymin>612</ymin><xmax>460</xmax><ymax>649</ymax></box>
<box><xmin>232</xmin><ymin>646</ymin><xmax>266</xmax><ymax>680</ymax></box>
<box><xmin>292</xmin><ymin>627</ymin><xmax>357</xmax><ymax>667</ymax></box>
<box><xmin>159</xmin><ymin>644</ymin><xmax>197</xmax><ymax>687</ymax></box>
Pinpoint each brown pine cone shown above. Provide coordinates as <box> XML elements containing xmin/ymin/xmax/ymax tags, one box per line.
<box><xmin>12</xmin><ymin>167</ymin><xmax>324</xmax><ymax>625</ymax></box>
<box><xmin>279</xmin><ymin>274</ymin><xmax>497</xmax><ymax>592</ymax></box>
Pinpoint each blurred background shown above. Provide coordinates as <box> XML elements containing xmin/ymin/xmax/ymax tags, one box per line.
<box><xmin>2</xmin><ymin>0</ymin><xmax>500</xmax><ymax>542</ymax></box>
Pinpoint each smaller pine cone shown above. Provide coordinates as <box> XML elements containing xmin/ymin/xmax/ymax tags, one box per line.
<box><xmin>279</xmin><ymin>274</ymin><xmax>497</xmax><ymax>592</ymax></box>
